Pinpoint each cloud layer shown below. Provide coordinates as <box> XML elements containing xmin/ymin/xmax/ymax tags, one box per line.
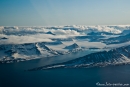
<box><xmin>0</xmin><ymin>25</ymin><xmax>130</xmax><ymax>44</ymax></box>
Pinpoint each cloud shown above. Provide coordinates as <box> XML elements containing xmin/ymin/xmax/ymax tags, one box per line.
<box><xmin>1</xmin><ymin>25</ymin><xmax>129</xmax><ymax>36</ymax></box>
<box><xmin>88</xmin><ymin>26</ymin><xmax>122</xmax><ymax>34</ymax></box>
<box><xmin>51</xmin><ymin>29</ymin><xmax>81</xmax><ymax>35</ymax></box>
<box><xmin>54</xmin><ymin>25</ymin><xmax>123</xmax><ymax>34</ymax></box>
<box><xmin>0</xmin><ymin>25</ymin><xmax>130</xmax><ymax>44</ymax></box>
<box><xmin>0</xmin><ymin>34</ymin><xmax>53</xmax><ymax>44</ymax></box>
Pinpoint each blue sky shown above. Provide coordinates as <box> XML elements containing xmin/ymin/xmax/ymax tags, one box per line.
<box><xmin>0</xmin><ymin>0</ymin><xmax>130</xmax><ymax>26</ymax></box>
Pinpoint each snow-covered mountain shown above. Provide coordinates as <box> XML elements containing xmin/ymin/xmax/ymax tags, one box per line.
<box><xmin>46</xmin><ymin>31</ymin><xmax>55</xmax><ymax>35</ymax></box>
<box><xmin>0</xmin><ymin>41</ymin><xmax>85</xmax><ymax>63</ymax></box>
<box><xmin>0</xmin><ymin>42</ymin><xmax>67</xmax><ymax>63</ymax></box>
<box><xmin>64</xmin><ymin>43</ymin><xmax>84</xmax><ymax>53</ymax></box>
<box><xmin>1</xmin><ymin>25</ymin><xmax>130</xmax><ymax>64</ymax></box>
<box><xmin>101</xmin><ymin>33</ymin><xmax>130</xmax><ymax>44</ymax></box>
<box><xmin>64</xmin><ymin>43</ymin><xmax>79</xmax><ymax>49</ymax></box>
<box><xmin>28</xmin><ymin>45</ymin><xmax>130</xmax><ymax>70</ymax></box>
<box><xmin>121</xmin><ymin>30</ymin><xmax>130</xmax><ymax>35</ymax></box>
<box><xmin>64</xmin><ymin>43</ymin><xmax>84</xmax><ymax>52</ymax></box>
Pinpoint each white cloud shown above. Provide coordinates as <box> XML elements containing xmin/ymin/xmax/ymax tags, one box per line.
<box><xmin>51</xmin><ymin>29</ymin><xmax>81</xmax><ymax>35</ymax></box>
<box><xmin>0</xmin><ymin>25</ymin><xmax>130</xmax><ymax>44</ymax></box>
<box><xmin>0</xmin><ymin>34</ymin><xmax>53</xmax><ymax>44</ymax></box>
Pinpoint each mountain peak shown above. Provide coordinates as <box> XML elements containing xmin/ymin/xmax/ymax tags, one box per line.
<box><xmin>64</xmin><ymin>43</ymin><xmax>79</xmax><ymax>49</ymax></box>
<box><xmin>46</xmin><ymin>31</ymin><xmax>55</xmax><ymax>35</ymax></box>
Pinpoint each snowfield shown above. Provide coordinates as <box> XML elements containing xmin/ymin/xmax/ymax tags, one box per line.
<box><xmin>0</xmin><ymin>25</ymin><xmax>130</xmax><ymax>64</ymax></box>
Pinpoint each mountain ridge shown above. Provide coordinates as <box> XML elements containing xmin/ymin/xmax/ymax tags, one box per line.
<box><xmin>28</xmin><ymin>45</ymin><xmax>130</xmax><ymax>70</ymax></box>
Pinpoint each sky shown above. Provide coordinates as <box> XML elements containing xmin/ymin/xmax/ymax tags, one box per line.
<box><xmin>0</xmin><ymin>0</ymin><xmax>130</xmax><ymax>26</ymax></box>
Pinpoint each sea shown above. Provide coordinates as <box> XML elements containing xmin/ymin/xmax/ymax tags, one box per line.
<box><xmin>0</xmin><ymin>50</ymin><xmax>130</xmax><ymax>87</ymax></box>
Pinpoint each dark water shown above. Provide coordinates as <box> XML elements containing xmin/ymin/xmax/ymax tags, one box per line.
<box><xmin>1</xmin><ymin>50</ymin><xmax>130</xmax><ymax>87</ymax></box>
